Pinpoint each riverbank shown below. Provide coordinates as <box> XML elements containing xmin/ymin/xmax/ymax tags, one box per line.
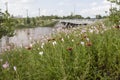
<box><xmin>0</xmin><ymin>21</ymin><xmax>120</xmax><ymax>79</ymax></box>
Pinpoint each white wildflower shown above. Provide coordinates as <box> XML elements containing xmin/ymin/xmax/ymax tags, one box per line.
<box><xmin>89</xmin><ymin>29</ymin><xmax>94</xmax><ymax>33</ymax></box>
<box><xmin>13</xmin><ymin>66</ymin><xmax>17</xmax><ymax>71</ymax></box>
<box><xmin>52</xmin><ymin>41</ymin><xmax>57</xmax><ymax>46</ymax></box>
<box><xmin>42</xmin><ymin>43</ymin><xmax>44</xmax><ymax>46</ymax></box>
<box><xmin>29</xmin><ymin>43</ymin><xmax>33</xmax><ymax>47</ymax></box>
<box><xmin>39</xmin><ymin>51</ymin><xmax>43</xmax><ymax>55</ymax></box>
<box><xmin>61</xmin><ymin>38</ymin><xmax>64</xmax><ymax>42</ymax></box>
<box><xmin>41</xmin><ymin>45</ymin><xmax>44</xmax><ymax>49</ymax></box>
<box><xmin>86</xmin><ymin>38</ymin><xmax>89</xmax><ymax>41</ymax></box>
<box><xmin>72</xmin><ymin>39</ymin><xmax>74</xmax><ymax>42</ymax></box>
<box><xmin>81</xmin><ymin>42</ymin><xmax>85</xmax><ymax>46</ymax></box>
<box><xmin>41</xmin><ymin>43</ymin><xmax>44</xmax><ymax>49</ymax></box>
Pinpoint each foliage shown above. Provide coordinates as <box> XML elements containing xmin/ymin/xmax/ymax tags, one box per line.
<box><xmin>108</xmin><ymin>0</ymin><xmax>120</xmax><ymax>26</ymax></box>
<box><xmin>0</xmin><ymin>11</ymin><xmax>15</xmax><ymax>38</ymax></box>
<box><xmin>109</xmin><ymin>7</ymin><xmax>120</xmax><ymax>25</ymax></box>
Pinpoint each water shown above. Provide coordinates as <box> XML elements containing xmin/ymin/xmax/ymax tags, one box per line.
<box><xmin>0</xmin><ymin>27</ymin><xmax>54</xmax><ymax>53</ymax></box>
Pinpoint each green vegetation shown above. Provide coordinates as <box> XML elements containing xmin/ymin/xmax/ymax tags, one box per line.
<box><xmin>108</xmin><ymin>0</ymin><xmax>120</xmax><ymax>26</ymax></box>
<box><xmin>0</xmin><ymin>10</ymin><xmax>15</xmax><ymax>38</ymax></box>
<box><xmin>0</xmin><ymin>21</ymin><xmax>120</xmax><ymax>79</ymax></box>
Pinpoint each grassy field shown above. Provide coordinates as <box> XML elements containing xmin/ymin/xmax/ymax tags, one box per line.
<box><xmin>0</xmin><ymin>21</ymin><xmax>120</xmax><ymax>80</ymax></box>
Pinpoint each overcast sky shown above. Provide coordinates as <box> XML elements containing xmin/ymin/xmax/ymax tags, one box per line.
<box><xmin>0</xmin><ymin>0</ymin><xmax>112</xmax><ymax>18</ymax></box>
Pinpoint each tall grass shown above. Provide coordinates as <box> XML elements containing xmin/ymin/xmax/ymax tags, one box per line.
<box><xmin>0</xmin><ymin>23</ymin><xmax>120</xmax><ymax>80</ymax></box>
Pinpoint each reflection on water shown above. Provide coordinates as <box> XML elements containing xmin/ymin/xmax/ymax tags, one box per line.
<box><xmin>0</xmin><ymin>27</ymin><xmax>54</xmax><ymax>53</ymax></box>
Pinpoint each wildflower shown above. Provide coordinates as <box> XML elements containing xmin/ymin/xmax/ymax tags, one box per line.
<box><xmin>39</xmin><ymin>51</ymin><xmax>43</xmax><ymax>55</ymax></box>
<box><xmin>86</xmin><ymin>38</ymin><xmax>90</xmax><ymax>41</ymax></box>
<box><xmin>52</xmin><ymin>41</ymin><xmax>57</xmax><ymax>46</ymax></box>
<box><xmin>86</xmin><ymin>42</ymin><xmax>92</xmax><ymax>46</ymax></box>
<box><xmin>41</xmin><ymin>45</ymin><xmax>43</xmax><ymax>49</ymax></box>
<box><xmin>13</xmin><ymin>66</ymin><xmax>17</xmax><ymax>71</ymax></box>
<box><xmin>72</xmin><ymin>39</ymin><xmax>74</xmax><ymax>42</ymax></box>
<box><xmin>89</xmin><ymin>29</ymin><xmax>94</xmax><ymax>33</ymax></box>
<box><xmin>81</xmin><ymin>29</ymin><xmax>86</xmax><ymax>34</ymax></box>
<box><xmin>2</xmin><ymin>61</ymin><xmax>9</xmax><ymax>69</ymax></box>
<box><xmin>81</xmin><ymin>42</ymin><xmax>85</xmax><ymax>46</ymax></box>
<box><xmin>29</xmin><ymin>44</ymin><xmax>33</xmax><ymax>47</ymax></box>
<box><xmin>59</xmin><ymin>38</ymin><xmax>64</xmax><ymax>42</ymax></box>
<box><xmin>61</xmin><ymin>38</ymin><xmax>64</xmax><ymax>42</ymax></box>
<box><xmin>41</xmin><ymin>43</ymin><xmax>44</xmax><ymax>49</ymax></box>
<box><xmin>67</xmin><ymin>47</ymin><xmax>73</xmax><ymax>51</ymax></box>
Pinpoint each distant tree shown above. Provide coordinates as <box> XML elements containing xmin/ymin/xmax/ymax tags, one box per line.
<box><xmin>62</xmin><ymin>14</ymin><xmax>84</xmax><ymax>19</ymax></box>
<box><xmin>26</xmin><ymin>17</ymin><xmax>31</xmax><ymax>24</ymax></box>
<box><xmin>74</xmin><ymin>15</ymin><xmax>84</xmax><ymax>19</ymax></box>
<box><xmin>32</xmin><ymin>17</ymin><xmax>36</xmax><ymax>26</ymax></box>
<box><xmin>96</xmin><ymin>15</ymin><xmax>102</xmax><ymax>19</ymax></box>
<box><xmin>86</xmin><ymin>16</ymin><xmax>91</xmax><ymax>19</ymax></box>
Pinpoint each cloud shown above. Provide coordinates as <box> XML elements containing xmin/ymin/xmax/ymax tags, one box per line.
<box><xmin>79</xmin><ymin>0</ymin><xmax>111</xmax><ymax>17</ymax></box>
<box><xmin>58</xmin><ymin>2</ymin><xmax>65</xmax><ymax>6</ymax></box>
<box><xmin>91</xmin><ymin>2</ymin><xmax>97</xmax><ymax>6</ymax></box>
<box><xmin>0</xmin><ymin>0</ymin><xmax>113</xmax><ymax>17</ymax></box>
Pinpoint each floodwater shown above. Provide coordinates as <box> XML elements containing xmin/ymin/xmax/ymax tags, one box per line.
<box><xmin>0</xmin><ymin>27</ymin><xmax>54</xmax><ymax>53</ymax></box>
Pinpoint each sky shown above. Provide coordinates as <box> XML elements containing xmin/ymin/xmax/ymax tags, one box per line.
<box><xmin>0</xmin><ymin>0</ymin><xmax>114</xmax><ymax>18</ymax></box>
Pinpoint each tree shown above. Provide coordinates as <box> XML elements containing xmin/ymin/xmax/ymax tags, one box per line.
<box><xmin>108</xmin><ymin>0</ymin><xmax>120</xmax><ymax>25</ymax></box>
<box><xmin>0</xmin><ymin>10</ymin><xmax>15</xmax><ymax>38</ymax></box>
<box><xmin>86</xmin><ymin>16</ymin><xmax>91</xmax><ymax>19</ymax></box>
<box><xmin>96</xmin><ymin>15</ymin><xmax>102</xmax><ymax>19</ymax></box>
<box><xmin>108</xmin><ymin>0</ymin><xmax>120</xmax><ymax>5</ymax></box>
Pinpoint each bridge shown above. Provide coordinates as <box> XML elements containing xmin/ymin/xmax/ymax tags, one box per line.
<box><xmin>55</xmin><ymin>19</ymin><xmax>100</xmax><ymax>28</ymax></box>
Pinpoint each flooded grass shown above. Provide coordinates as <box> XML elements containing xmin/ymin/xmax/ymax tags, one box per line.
<box><xmin>0</xmin><ymin>22</ymin><xmax>120</xmax><ymax>80</ymax></box>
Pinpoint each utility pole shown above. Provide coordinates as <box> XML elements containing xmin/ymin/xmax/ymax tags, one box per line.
<box><xmin>26</xmin><ymin>9</ymin><xmax>28</xmax><ymax>17</ymax></box>
<box><xmin>39</xmin><ymin>8</ymin><xmax>40</xmax><ymax>17</ymax></box>
<box><xmin>5</xmin><ymin>2</ymin><xmax>8</xmax><ymax>12</ymax></box>
<box><xmin>73</xmin><ymin>4</ymin><xmax>76</xmax><ymax>16</ymax></box>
